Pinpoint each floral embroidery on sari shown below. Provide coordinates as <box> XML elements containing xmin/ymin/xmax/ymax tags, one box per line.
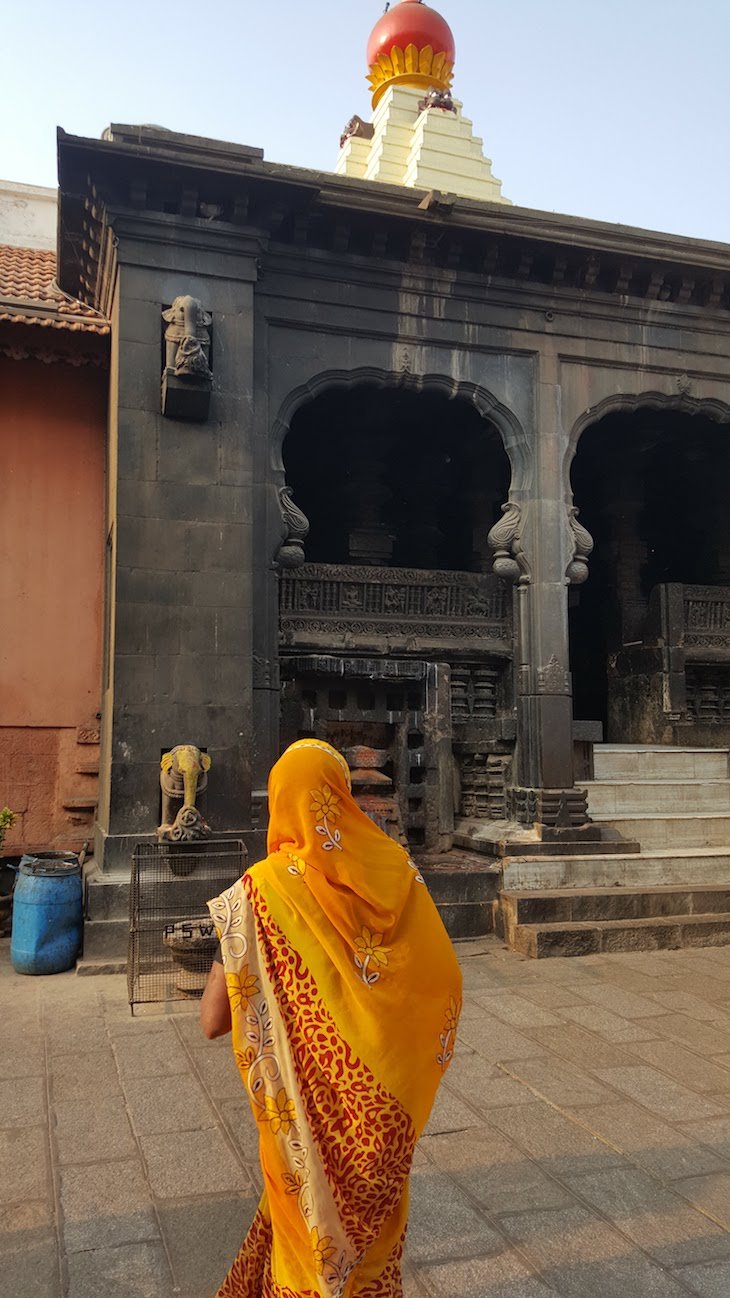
<box><xmin>353</xmin><ymin>926</ymin><xmax>390</xmax><ymax>986</ymax></box>
<box><xmin>437</xmin><ymin>995</ymin><xmax>461</xmax><ymax>1070</ymax></box>
<box><xmin>310</xmin><ymin>784</ymin><xmax>343</xmax><ymax>852</ymax></box>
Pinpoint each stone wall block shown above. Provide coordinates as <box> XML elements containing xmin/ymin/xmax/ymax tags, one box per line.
<box><xmin>114</xmin><ymin>606</ymin><xmax>182</xmax><ymax>657</ymax></box>
<box><xmin>118</xmin><ymin>297</ymin><xmax>162</xmax><ymax>346</ymax></box>
<box><xmin>117</xmin><ymin>518</ymin><xmax>191</xmax><ymax>571</ymax></box>
<box><xmin>117</xmin><ymin>409</ymin><xmax>160</xmax><ymax>484</ymax></box>
<box><xmin>169</xmin><ymin>655</ymin><xmax>221</xmax><ymax>709</ymax></box>
<box><xmin>116</xmin><ymin>568</ymin><xmax>187</xmax><ymax>607</ymax></box>
<box><xmin>214</xmin><ymin>655</ymin><xmax>249</xmax><ymax>705</ymax></box>
<box><xmin>113</xmin><ymin>655</ymin><xmax>157</xmax><ymax>705</ymax></box>
<box><xmin>117</xmin><ymin>341</ymin><xmax>160</xmax><ymax>412</ymax></box>
<box><xmin>158</xmin><ymin>423</ymin><xmax>219</xmax><ymax>486</ymax></box>
<box><xmin>107</xmin><ymin>757</ymin><xmax>163</xmax><ymax>832</ymax></box>
<box><xmin>188</xmin><ymin>571</ymin><xmax>247</xmax><ymax>609</ymax></box>
<box><xmin>187</xmin><ymin>522</ymin><xmax>246</xmax><ymax>573</ymax></box>
<box><xmin>178</xmin><ymin>607</ymin><xmax>249</xmax><ymax>657</ymax></box>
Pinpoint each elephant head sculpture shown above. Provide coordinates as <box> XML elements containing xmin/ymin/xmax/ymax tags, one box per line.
<box><xmin>158</xmin><ymin>744</ymin><xmax>212</xmax><ymax>843</ymax></box>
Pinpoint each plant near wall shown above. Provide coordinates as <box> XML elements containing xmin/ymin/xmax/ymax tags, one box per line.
<box><xmin>0</xmin><ymin>808</ymin><xmax>15</xmax><ymax>853</ymax></box>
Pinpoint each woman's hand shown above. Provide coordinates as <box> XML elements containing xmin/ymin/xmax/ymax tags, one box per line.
<box><xmin>199</xmin><ymin>959</ymin><xmax>232</xmax><ymax>1039</ymax></box>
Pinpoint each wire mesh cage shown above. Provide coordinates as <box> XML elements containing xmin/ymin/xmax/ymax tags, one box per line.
<box><xmin>128</xmin><ymin>840</ymin><xmax>246</xmax><ymax>1009</ymax></box>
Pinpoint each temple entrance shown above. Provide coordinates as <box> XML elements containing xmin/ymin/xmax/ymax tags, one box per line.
<box><xmin>569</xmin><ymin>407</ymin><xmax>730</xmax><ymax>743</ymax></box>
<box><xmin>278</xmin><ymin>385</ymin><xmax>514</xmax><ymax>847</ymax></box>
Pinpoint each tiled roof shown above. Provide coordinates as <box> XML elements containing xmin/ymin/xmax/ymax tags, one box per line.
<box><xmin>0</xmin><ymin>245</ymin><xmax>109</xmax><ymax>335</ymax></box>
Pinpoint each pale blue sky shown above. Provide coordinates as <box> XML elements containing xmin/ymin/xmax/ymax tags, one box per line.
<box><xmin>2</xmin><ymin>0</ymin><xmax>728</xmax><ymax>243</ymax></box>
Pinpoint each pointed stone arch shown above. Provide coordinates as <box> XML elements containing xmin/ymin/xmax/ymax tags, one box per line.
<box><xmin>565</xmin><ymin>389</ymin><xmax>730</xmax><ymax>487</ymax></box>
<box><xmin>271</xmin><ymin>366</ymin><xmax>530</xmax><ymax>490</ymax></box>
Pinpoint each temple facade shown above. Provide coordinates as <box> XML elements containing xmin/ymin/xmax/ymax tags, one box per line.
<box><xmin>42</xmin><ymin>1</ymin><xmax>730</xmax><ymax>951</ymax></box>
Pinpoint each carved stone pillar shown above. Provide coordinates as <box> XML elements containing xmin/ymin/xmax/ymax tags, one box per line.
<box><xmin>489</xmin><ymin>489</ymin><xmax>592</xmax><ymax>833</ymax></box>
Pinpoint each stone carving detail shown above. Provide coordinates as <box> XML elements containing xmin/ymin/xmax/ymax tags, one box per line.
<box><xmin>275</xmin><ymin>486</ymin><xmax>310</xmax><ymax>569</ymax></box>
<box><xmin>676</xmin><ymin>372</ymin><xmax>694</xmax><ymax>395</ymax></box>
<box><xmin>459</xmin><ymin>752</ymin><xmax>511</xmax><ymax>820</ymax></box>
<box><xmin>252</xmin><ymin>655</ymin><xmax>281</xmax><ymax>690</ymax></box>
<box><xmin>397</xmin><ymin>346</ymin><xmax>412</xmax><ymax>375</ymax></box>
<box><xmin>566</xmin><ymin>506</ymin><xmax>594</xmax><ymax>585</ymax></box>
<box><xmin>451</xmin><ymin>666</ymin><xmax>501</xmax><ymax>722</ymax></box>
<box><xmin>161</xmin><ymin>296</ymin><xmax>213</xmax><ymax>421</ymax></box>
<box><xmin>279</xmin><ymin>564</ymin><xmax>511</xmax><ymax>649</ymax></box>
<box><xmin>418</xmin><ymin>88</ymin><xmax>456</xmax><ymax>114</ymax></box>
<box><xmin>158</xmin><ymin>744</ymin><xmax>212</xmax><ymax>843</ymax></box>
<box><xmin>686</xmin><ymin>666</ymin><xmax>730</xmax><ymax>723</ymax></box>
<box><xmin>683</xmin><ymin>586</ymin><xmax>730</xmax><ymax>642</ymax></box>
<box><xmin>536</xmin><ymin>655</ymin><xmax>571</xmax><ymax>695</ymax></box>
<box><xmin>339</xmin><ymin>115</ymin><xmax>375</xmax><ymax>149</ymax></box>
<box><xmin>508</xmin><ymin>785</ymin><xmax>588</xmax><ymax>828</ymax></box>
<box><xmin>488</xmin><ymin>502</ymin><xmax>530</xmax><ymax>584</ymax></box>
<box><xmin>163</xmin><ymin>297</ymin><xmax>212</xmax><ymax>377</ymax></box>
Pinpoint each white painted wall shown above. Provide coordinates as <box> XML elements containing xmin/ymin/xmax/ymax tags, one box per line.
<box><xmin>0</xmin><ymin>180</ymin><xmax>57</xmax><ymax>249</ymax></box>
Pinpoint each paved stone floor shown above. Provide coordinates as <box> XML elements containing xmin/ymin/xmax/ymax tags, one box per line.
<box><xmin>9</xmin><ymin>939</ymin><xmax>730</xmax><ymax>1297</ymax></box>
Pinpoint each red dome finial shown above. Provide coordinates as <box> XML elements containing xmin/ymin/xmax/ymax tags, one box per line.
<box><xmin>366</xmin><ymin>1</ymin><xmax>456</xmax><ymax>108</ymax></box>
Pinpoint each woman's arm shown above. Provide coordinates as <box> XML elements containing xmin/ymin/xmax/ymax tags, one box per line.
<box><xmin>199</xmin><ymin>958</ymin><xmax>232</xmax><ymax>1039</ymax></box>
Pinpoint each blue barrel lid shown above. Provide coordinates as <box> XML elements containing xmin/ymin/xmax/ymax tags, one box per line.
<box><xmin>19</xmin><ymin>852</ymin><xmax>80</xmax><ymax>877</ymax></box>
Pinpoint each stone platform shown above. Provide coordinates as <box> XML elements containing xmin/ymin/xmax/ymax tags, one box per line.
<box><xmin>10</xmin><ymin>937</ymin><xmax>730</xmax><ymax>1296</ymax></box>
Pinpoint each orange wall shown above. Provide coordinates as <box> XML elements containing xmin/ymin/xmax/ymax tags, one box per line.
<box><xmin>0</xmin><ymin>355</ymin><xmax>106</xmax><ymax>852</ymax></box>
<box><xmin>0</xmin><ymin>357</ymin><xmax>106</xmax><ymax>726</ymax></box>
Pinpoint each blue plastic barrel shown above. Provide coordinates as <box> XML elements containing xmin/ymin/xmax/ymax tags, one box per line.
<box><xmin>10</xmin><ymin>853</ymin><xmax>83</xmax><ymax>975</ymax></box>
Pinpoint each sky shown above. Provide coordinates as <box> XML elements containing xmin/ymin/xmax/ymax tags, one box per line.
<box><xmin>2</xmin><ymin>0</ymin><xmax>728</xmax><ymax>244</ymax></box>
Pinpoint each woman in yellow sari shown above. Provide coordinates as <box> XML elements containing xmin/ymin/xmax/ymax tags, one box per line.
<box><xmin>201</xmin><ymin>739</ymin><xmax>462</xmax><ymax>1298</ymax></box>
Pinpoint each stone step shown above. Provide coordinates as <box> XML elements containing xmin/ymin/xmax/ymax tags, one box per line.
<box><xmin>85</xmin><ymin>872</ymin><xmax>131</xmax><ymax>921</ymax></box>
<box><xmin>501</xmin><ymin>846</ymin><xmax>730</xmax><ymax>891</ymax></box>
<box><xmin>76</xmin><ymin>956</ymin><xmax>127</xmax><ymax>976</ymax></box>
<box><xmin>593</xmin><ymin>745</ymin><xmax>729</xmax><ymax>782</ymax></box>
<box><xmin>580</xmin><ymin>779</ymin><xmax>730</xmax><ymax>815</ymax></box>
<box><xmin>453</xmin><ymin>821</ymin><xmax>638</xmax><ymax>859</ymax></box>
<box><xmin>511</xmin><ymin>912</ymin><xmax>730</xmax><ymax>959</ymax></box>
<box><xmin>435</xmin><ymin>901</ymin><xmax>495</xmax><ymax>940</ymax></box>
<box><xmin>502</xmin><ymin>883</ymin><xmax>730</xmax><ymax>928</ymax></box>
<box><xmin>420</xmin><ymin>865</ymin><xmax>500</xmax><ymax>906</ymax></box>
<box><xmin>81</xmin><ymin>917</ymin><xmax>129</xmax><ymax>960</ymax></box>
<box><xmin>61</xmin><ymin>796</ymin><xmax>98</xmax><ymax>812</ymax></box>
<box><xmin>592</xmin><ymin>813</ymin><xmax>730</xmax><ymax>850</ymax></box>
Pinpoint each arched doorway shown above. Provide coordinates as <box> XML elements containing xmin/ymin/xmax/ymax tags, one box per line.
<box><xmin>283</xmin><ymin>386</ymin><xmax>510</xmax><ymax>571</ymax></box>
<box><xmin>278</xmin><ymin>383</ymin><xmax>514</xmax><ymax>847</ymax></box>
<box><xmin>570</xmin><ymin>405</ymin><xmax>730</xmax><ymax>743</ymax></box>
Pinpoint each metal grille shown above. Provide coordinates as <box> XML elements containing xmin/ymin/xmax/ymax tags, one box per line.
<box><xmin>127</xmin><ymin>840</ymin><xmax>246</xmax><ymax>1009</ymax></box>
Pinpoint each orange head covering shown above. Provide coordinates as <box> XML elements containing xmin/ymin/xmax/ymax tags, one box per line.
<box><xmin>265</xmin><ymin>739</ymin><xmax>414</xmax><ymax>942</ymax></box>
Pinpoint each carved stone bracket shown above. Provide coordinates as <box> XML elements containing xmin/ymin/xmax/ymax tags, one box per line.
<box><xmin>275</xmin><ymin>486</ymin><xmax>310</xmax><ymax>569</ymax></box>
<box><xmin>566</xmin><ymin>505</ymin><xmax>594</xmax><ymax>585</ymax></box>
<box><xmin>508</xmin><ymin>785</ymin><xmax>589</xmax><ymax>828</ymax></box>
<box><xmin>252</xmin><ymin>655</ymin><xmax>281</xmax><ymax>690</ymax></box>
<box><xmin>161</xmin><ymin>295</ymin><xmax>213</xmax><ymax>421</ymax></box>
<box><xmin>487</xmin><ymin>501</ymin><xmax>530</xmax><ymax>584</ymax></box>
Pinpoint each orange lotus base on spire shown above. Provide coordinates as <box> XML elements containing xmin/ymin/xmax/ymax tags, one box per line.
<box><xmin>366</xmin><ymin>1</ymin><xmax>456</xmax><ymax>108</ymax></box>
<box><xmin>368</xmin><ymin>44</ymin><xmax>454</xmax><ymax>108</ymax></box>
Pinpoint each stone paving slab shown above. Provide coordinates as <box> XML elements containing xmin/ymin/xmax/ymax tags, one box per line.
<box><xmin>13</xmin><ymin>939</ymin><xmax>730</xmax><ymax>1294</ymax></box>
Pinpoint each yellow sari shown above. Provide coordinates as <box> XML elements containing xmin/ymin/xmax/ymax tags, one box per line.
<box><xmin>208</xmin><ymin>739</ymin><xmax>462</xmax><ymax>1298</ymax></box>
